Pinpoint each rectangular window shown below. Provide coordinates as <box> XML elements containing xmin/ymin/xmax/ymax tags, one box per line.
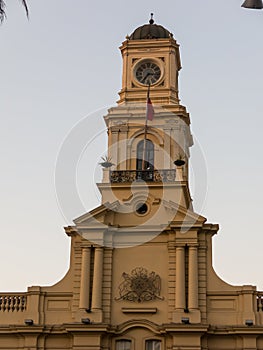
<box><xmin>116</xmin><ymin>340</ymin><xmax>131</xmax><ymax>350</ymax></box>
<box><xmin>146</xmin><ymin>340</ymin><xmax>161</xmax><ymax>350</ymax></box>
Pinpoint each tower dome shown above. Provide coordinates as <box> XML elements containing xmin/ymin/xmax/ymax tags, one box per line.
<box><xmin>129</xmin><ymin>14</ymin><xmax>172</xmax><ymax>40</ymax></box>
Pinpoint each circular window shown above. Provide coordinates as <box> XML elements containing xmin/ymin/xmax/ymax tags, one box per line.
<box><xmin>136</xmin><ymin>203</ymin><xmax>148</xmax><ymax>215</ymax></box>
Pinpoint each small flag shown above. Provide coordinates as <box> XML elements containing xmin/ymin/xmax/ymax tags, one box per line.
<box><xmin>146</xmin><ymin>97</ymin><xmax>154</xmax><ymax>121</ymax></box>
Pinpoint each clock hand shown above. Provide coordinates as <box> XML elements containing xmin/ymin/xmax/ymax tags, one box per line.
<box><xmin>142</xmin><ymin>71</ymin><xmax>153</xmax><ymax>83</ymax></box>
<box><xmin>142</xmin><ymin>72</ymin><xmax>150</xmax><ymax>83</ymax></box>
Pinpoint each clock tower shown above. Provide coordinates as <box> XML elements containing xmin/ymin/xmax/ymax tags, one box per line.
<box><xmin>98</xmin><ymin>16</ymin><xmax>193</xmax><ymax>214</ymax></box>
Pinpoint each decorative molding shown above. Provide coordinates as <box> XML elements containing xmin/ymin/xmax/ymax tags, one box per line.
<box><xmin>122</xmin><ymin>307</ymin><xmax>157</xmax><ymax>313</ymax></box>
<box><xmin>116</xmin><ymin>267</ymin><xmax>163</xmax><ymax>303</ymax></box>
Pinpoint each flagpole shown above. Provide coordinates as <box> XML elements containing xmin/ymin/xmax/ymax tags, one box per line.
<box><xmin>142</xmin><ymin>82</ymin><xmax>151</xmax><ymax>171</ymax></box>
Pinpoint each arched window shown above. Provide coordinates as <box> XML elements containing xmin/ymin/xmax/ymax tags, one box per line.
<box><xmin>145</xmin><ymin>340</ymin><xmax>161</xmax><ymax>350</ymax></box>
<box><xmin>136</xmin><ymin>139</ymin><xmax>154</xmax><ymax>171</ymax></box>
<box><xmin>116</xmin><ymin>339</ymin><xmax>131</xmax><ymax>350</ymax></box>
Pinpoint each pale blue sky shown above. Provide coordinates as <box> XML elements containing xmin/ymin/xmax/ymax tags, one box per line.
<box><xmin>1</xmin><ymin>0</ymin><xmax>263</xmax><ymax>291</ymax></box>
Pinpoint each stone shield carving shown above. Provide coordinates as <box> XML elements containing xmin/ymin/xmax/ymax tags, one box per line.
<box><xmin>116</xmin><ymin>267</ymin><xmax>163</xmax><ymax>302</ymax></box>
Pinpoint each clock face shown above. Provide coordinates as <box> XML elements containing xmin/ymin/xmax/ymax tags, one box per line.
<box><xmin>135</xmin><ymin>61</ymin><xmax>161</xmax><ymax>85</ymax></box>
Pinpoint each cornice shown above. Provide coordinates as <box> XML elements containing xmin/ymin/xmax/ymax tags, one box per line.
<box><xmin>207</xmin><ymin>325</ymin><xmax>263</xmax><ymax>335</ymax></box>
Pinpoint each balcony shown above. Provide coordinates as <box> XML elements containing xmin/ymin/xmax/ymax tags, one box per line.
<box><xmin>110</xmin><ymin>169</ymin><xmax>176</xmax><ymax>183</ymax></box>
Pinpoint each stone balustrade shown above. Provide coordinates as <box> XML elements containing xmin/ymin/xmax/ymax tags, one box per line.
<box><xmin>257</xmin><ymin>292</ymin><xmax>263</xmax><ymax>311</ymax></box>
<box><xmin>0</xmin><ymin>294</ymin><xmax>27</xmax><ymax>312</ymax></box>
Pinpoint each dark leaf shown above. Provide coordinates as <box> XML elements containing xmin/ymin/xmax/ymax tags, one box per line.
<box><xmin>0</xmin><ymin>0</ymin><xmax>29</xmax><ymax>23</ymax></box>
<box><xmin>0</xmin><ymin>0</ymin><xmax>6</xmax><ymax>23</ymax></box>
<box><xmin>21</xmin><ymin>0</ymin><xmax>29</xmax><ymax>18</ymax></box>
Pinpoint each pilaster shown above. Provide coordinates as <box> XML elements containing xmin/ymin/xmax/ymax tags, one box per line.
<box><xmin>188</xmin><ymin>246</ymin><xmax>199</xmax><ymax>310</ymax></box>
<box><xmin>175</xmin><ymin>246</ymin><xmax>186</xmax><ymax>311</ymax></box>
<box><xmin>79</xmin><ymin>247</ymin><xmax>91</xmax><ymax>310</ymax></box>
<box><xmin>91</xmin><ymin>247</ymin><xmax>104</xmax><ymax>322</ymax></box>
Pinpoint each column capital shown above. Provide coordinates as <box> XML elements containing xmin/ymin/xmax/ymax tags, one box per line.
<box><xmin>175</xmin><ymin>244</ymin><xmax>186</xmax><ymax>249</ymax></box>
<box><xmin>80</xmin><ymin>244</ymin><xmax>92</xmax><ymax>249</ymax></box>
<box><xmin>188</xmin><ymin>244</ymin><xmax>199</xmax><ymax>249</ymax></box>
<box><xmin>94</xmin><ymin>246</ymin><xmax>104</xmax><ymax>251</ymax></box>
<box><xmin>111</xmin><ymin>126</ymin><xmax>121</xmax><ymax>133</ymax></box>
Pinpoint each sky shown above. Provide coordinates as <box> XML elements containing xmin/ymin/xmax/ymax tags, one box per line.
<box><xmin>1</xmin><ymin>0</ymin><xmax>263</xmax><ymax>292</ymax></box>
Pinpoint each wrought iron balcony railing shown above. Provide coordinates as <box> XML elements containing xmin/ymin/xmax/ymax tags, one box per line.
<box><xmin>110</xmin><ymin>169</ymin><xmax>176</xmax><ymax>183</ymax></box>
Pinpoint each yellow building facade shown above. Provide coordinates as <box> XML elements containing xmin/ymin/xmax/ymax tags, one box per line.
<box><xmin>1</xmin><ymin>18</ymin><xmax>263</xmax><ymax>350</ymax></box>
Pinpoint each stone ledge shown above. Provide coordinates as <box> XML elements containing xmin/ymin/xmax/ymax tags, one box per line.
<box><xmin>122</xmin><ymin>307</ymin><xmax>157</xmax><ymax>314</ymax></box>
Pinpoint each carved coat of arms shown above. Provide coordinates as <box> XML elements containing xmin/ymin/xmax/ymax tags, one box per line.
<box><xmin>116</xmin><ymin>267</ymin><xmax>163</xmax><ymax>303</ymax></box>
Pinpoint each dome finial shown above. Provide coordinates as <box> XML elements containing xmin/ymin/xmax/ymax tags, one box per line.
<box><xmin>149</xmin><ymin>13</ymin><xmax>154</xmax><ymax>25</ymax></box>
